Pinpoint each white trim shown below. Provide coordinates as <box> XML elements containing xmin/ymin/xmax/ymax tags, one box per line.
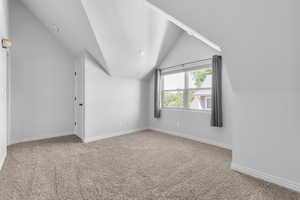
<box><xmin>149</xmin><ymin>127</ymin><xmax>232</xmax><ymax>150</ymax></box>
<box><xmin>83</xmin><ymin>128</ymin><xmax>148</xmax><ymax>143</ymax></box>
<box><xmin>74</xmin><ymin>131</ymin><xmax>84</xmax><ymax>141</ymax></box>
<box><xmin>0</xmin><ymin>149</ymin><xmax>7</xmax><ymax>171</ymax></box>
<box><xmin>161</xmin><ymin>108</ymin><xmax>211</xmax><ymax>114</ymax></box>
<box><xmin>8</xmin><ymin>132</ymin><xmax>74</xmax><ymax>145</ymax></box>
<box><xmin>231</xmin><ymin>163</ymin><xmax>300</xmax><ymax>193</ymax></box>
<box><xmin>161</xmin><ymin>63</ymin><xmax>211</xmax><ymax>74</ymax></box>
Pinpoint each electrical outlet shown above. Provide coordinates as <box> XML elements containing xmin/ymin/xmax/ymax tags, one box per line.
<box><xmin>176</xmin><ymin>121</ymin><xmax>180</xmax><ymax>128</ymax></box>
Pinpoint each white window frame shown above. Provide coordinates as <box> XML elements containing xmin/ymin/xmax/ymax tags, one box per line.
<box><xmin>161</xmin><ymin>64</ymin><xmax>212</xmax><ymax>112</ymax></box>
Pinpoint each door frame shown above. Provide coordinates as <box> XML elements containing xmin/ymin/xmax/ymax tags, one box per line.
<box><xmin>74</xmin><ymin>55</ymin><xmax>85</xmax><ymax>141</ymax></box>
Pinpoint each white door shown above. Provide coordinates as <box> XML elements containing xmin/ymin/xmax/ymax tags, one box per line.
<box><xmin>74</xmin><ymin>57</ymin><xmax>84</xmax><ymax>140</ymax></box>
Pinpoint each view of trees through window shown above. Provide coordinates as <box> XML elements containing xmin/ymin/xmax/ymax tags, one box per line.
<box><xmin>162</xmin><ymin>67</ymin><xmax>212</xmax><ymax>110</ymax></box>
<box><xmin>163</xmin><ymin>91</ymin><xmax>183</xmax><ymax>108</ymax></box>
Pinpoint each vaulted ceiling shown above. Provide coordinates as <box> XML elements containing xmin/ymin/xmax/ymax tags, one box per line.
<box><xmin>19</xmin><ymin>0</ymin><xmax>184</xmax><ymax>79</ymax></box>
<box><xmin>19</xmin><ymin>0</ymin><xmax>108</xmax><ymax>72</ymax></box>
<box><xmin>81</xmin><ymin>0</ymin><xmax>183</xmax><ymax>78</ymax></box>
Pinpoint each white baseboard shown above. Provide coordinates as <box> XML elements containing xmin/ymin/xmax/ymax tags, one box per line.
<box><xmin>231</xmin><ymin>163</ymin><xmax>300</xmax><ymax>193</ymax></box>
<box><xmin>83</xmin><ymin>128</ymin><xmax>148</xmax><ymax>143</ymax></box>
<box><xmin>0</xmin><ymin>149</ymin><xmax>7</xmax><ymax>171</ymax></box>
<box><xmin>9</xmin><ymin>132</ymin><xmax>74</xmax><ymax>145</ymax></box>
<box><xmin>149</xmin><ymin>127</ymin><xmax>232</xmax><ymax>150</ymax></box>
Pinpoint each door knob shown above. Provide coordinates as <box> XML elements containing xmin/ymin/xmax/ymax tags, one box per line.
<box><xmin>79</xmin><ymin>103</ymin><xmax>83</xmax><ymax>106</ymax></box>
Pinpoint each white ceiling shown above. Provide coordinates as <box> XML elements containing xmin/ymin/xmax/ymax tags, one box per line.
<box><xmin>19</xmin><ymin>0</ymin><xmax>108</xmax><ymax>71</ymax></box>
<box><xmin>80</xmin><ymin>0</ymin><xmax>183</xmax><ymax>78</ymax></box>
<box><xmin>19</xmin><ymin>0</ymin><xmax>184</xmax><ymax>79</ymax></box>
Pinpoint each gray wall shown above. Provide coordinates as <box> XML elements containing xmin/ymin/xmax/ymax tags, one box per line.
<box><xmin>9</xmin><ymin>0</ymin><xmax>75</xmax><ymax>144</ymax></box>
<box><xmin>148</xmin><ymin>0</ymin><xmax>300</xmax><ymax>190</ymax></box>
<box><xmin>149</xmin><ymin>33</ymin><xmax>233</xmax><ymax>149</ymax></box>
<box><xmin>0</xmin><ymin>0</ymin><xmax>8</xmax><ymax>170</ymax></box>
<box><xmin>84</xmin><ymin>54</ymin><xmax>149</xmax><ymax>141</ymax></box>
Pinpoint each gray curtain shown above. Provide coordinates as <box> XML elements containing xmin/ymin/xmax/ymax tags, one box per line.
<box><xmin>211</xmin><ymin>55</ymin><xmax>223</xmax><ymax>127</ymax></box>
<box><xmin>154</xmin><ymin>69</ymin><xmax>161</xmax><ymax>118</ymax></box>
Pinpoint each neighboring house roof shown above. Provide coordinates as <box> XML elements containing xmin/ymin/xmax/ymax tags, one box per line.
<box><xmin>190</xmin><ymin>98</ymin><xmax>203</xmax><ymax>109</ymax></box>
<box><xmin>194</xmin><ymin>90</ymin><xmax>211</xmax><ymax>96</ymax></box>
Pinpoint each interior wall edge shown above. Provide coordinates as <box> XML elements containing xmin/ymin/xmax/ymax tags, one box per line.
<box><xmin>8</xmin><ymin>132</ymin><xmax>75</xmax><ymax>146</ymax></box>
<box><xmin>149</xmin><ymin>127</ymin><xmax>232</xmax><ymax>150</ymax></box>
<box><xmin>0</xmin><ymin>149</ymin><xmax>7</xmax><ymax>171</ymax></box>
<box><xmin>83</xmin><ymin>127</ymin><xmax>149</xmax><ymax>143</ymax></box>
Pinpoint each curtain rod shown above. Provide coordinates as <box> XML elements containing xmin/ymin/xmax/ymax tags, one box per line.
<box><xmin>160</xmin><ymin>58</ymin><xmax>212</xmax><ymax>71</ymax></box>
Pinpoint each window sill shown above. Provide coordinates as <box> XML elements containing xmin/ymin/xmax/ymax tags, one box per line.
<box><xmin>161</xmin><ymin>108</ymin><xmax>211</xmax><ymax>114</ymax></box>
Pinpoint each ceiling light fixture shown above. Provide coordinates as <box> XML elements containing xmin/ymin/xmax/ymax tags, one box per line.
<box><xmin>48</xmin><ymin>24</ymin><xmax>60</xmax><ymax>33</ymax></box>
<box><xmin>139</xmin><ymin>50</ymin><xmax>145</xmax><ymax>56</ymax></box>
<box><xmin>53</xmin><ymin>24</ymin><xmax>60</xmax><ymax>33</ymax></box>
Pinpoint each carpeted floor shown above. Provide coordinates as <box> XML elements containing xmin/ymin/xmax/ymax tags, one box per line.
<box><xmin>0</xmin><ymin>130</ymin><xmax>299</xmax><ymax>200</ymax></box>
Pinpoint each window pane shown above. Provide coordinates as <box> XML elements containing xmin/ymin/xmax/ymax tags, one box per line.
<box><xmin>163</xmin><ymin>91</ymin><xmax>184</xmax><ymax>108</ymax></box>
<box><xmin>163</xmin><ymin>72</ymin><xmax>185</xmax><ymax>90</ymax></box>
<box><xmin>188</xmin><ymin>68</ymin><xmax>212</xmax><ymax>89</ymax></box>
<box><xmin>188</xmin><ymin>89</ymin><xmax>211</xmax><ymax>110</ymax></box>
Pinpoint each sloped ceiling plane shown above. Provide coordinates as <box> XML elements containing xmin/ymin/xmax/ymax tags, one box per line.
<box><xmin>19</xmin><ymin>0</ymin><xmax>220</xmax><ymax>79</ymax></box>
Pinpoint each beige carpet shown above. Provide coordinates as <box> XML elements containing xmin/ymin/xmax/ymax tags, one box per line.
<box><xmin>0</xmin><ymin>130</ymin><xmax>299</xmax><ymax>200</ymax></box>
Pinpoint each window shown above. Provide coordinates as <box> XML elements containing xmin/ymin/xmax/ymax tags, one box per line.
<box><xmin>161</xmin><ymin>65</ymin><xmax>212</xmax><ymax>111</ymax></box>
